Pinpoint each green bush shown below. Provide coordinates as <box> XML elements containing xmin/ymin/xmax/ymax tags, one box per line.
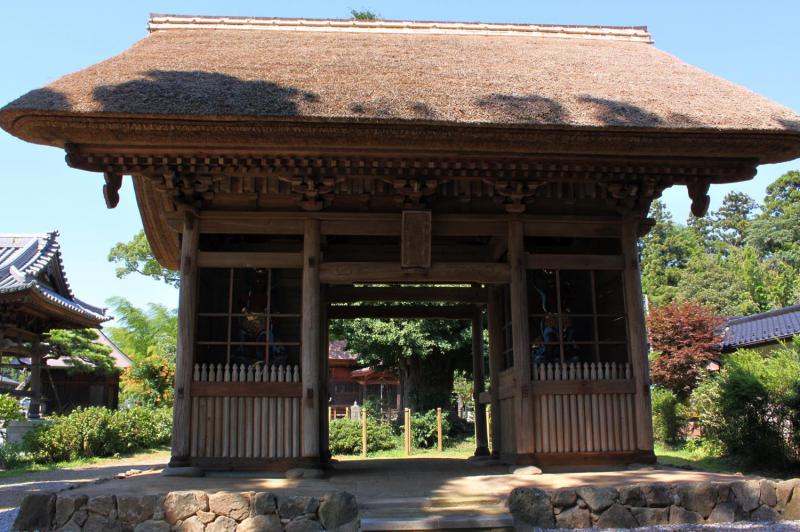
<box><xmin>411</xmin><ymin>409</ymin><xmax>451</xmax><ymax>449</ymax></box>
<box><xmin>22</xmin><ymin>406</ymin><xmax>172</xmax><ymax>463</ymax></box>
<box><xmin>0</xmin><ymin>393</ymin><xmax>24</xmax><ymax>428</ymax></box>
<box><xmin>0</xmin><ymin>442</ymin><xmax>25</xmax><ymax>469</ymax></box>
<box><xmin>691</xmin><ymin>344</ymin><xmax>800</xmax><ymax>468</ymax></box>
<box><xmin>328</xmin><ymin>417</ymin><xmax>396</xmax><ymax>455</ymax></box>
<box><xmin>651</xmin><ymin>385</ymin><xmax>688</xmax><ymax>446</ymax></box>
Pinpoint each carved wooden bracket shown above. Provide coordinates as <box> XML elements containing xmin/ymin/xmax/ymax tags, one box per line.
<box><xmin>388</xmin><ymin>178</ymin><xmax>440</xmax><ymax>209</ymax></box>
<box><xmin>487</xmin><ymin>180</ymin><xmax>543</xmax><ymax>213</ymax></box>
<box><xmin>279</xmin><ymin>175</ymin><xmax>345</xmax><ymax>211</ymax></box>
<box><xmin>103</xmin><ymin>172</ymin><xmax>123</xmax><ymax>209</ymax></box>
<box><xmin>687</xmin><ymin>180</ymin><xmax>711</xmax><ymax>217</ymax></box>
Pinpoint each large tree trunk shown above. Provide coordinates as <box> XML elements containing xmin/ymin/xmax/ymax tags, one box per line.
<box><xmin>399</xmin><ymin>352</ymin><xmax>456</xmax><ymax>413</ymax></box>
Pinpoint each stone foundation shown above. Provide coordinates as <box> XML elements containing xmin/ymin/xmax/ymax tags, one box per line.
<box><xmin>13</xmin><ymin>490</ymin><xmax>359</xmax><ymax>532</ymax></box>
<box><xmin>509</xmin><ymin>478</ymin><xmax>800</xmax><ymax>529</ymax></box>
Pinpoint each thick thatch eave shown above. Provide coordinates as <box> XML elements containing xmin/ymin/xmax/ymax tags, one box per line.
<box><xmin>1</xmin><ymin>16</ymin><xmax>799</xmax><ymax>163</ymax></box>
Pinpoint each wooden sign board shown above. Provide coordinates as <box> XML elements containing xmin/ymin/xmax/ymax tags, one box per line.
<box><xmin>401</xmin><ymin>211</ymin><xmax>432</xmax><ymax>269</ymax></box>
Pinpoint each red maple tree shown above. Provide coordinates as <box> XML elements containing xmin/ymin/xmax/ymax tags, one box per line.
<box><xmin>648</xmin><ymin>301</ymin><xmax>723</xmax><ymax>398</ymax></box>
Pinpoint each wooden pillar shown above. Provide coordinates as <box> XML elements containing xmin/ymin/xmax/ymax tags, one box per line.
<box><xmin>508</xmin><ymin>220</ymin><xmax>533</xmax><ymax>457</ymax></box>
<box><xmin>487</xmin><ymin>285</ymin><xmax>504</xmax><ymax>458</ymax></box>
<box><xmin>301</xmin><ymin>219</ymin><xmax>321</xmax><ymax>460</ymax></box>
<box><xmin>319</xmin><ymin>289</ymin><xmax>330</xmax><ymax>462</ymax></box>
<box><xmin>27</xmin><ymin>341</ymin><xmax>42</xmax><ymax>420</ymax></box>
<box><xmin>622</xmin><ymin>218</ymin><xmax>655</xmax><ymax>452</ymax></box>
<box><xmin>472</xmin><ymin>306</ymin><xmax>490</xmax><ymax>456</ymax></box>
<box><xmin>170</xmin><ymin>210</ymin><xmax>199</xmax><ymax>467</ymax></box>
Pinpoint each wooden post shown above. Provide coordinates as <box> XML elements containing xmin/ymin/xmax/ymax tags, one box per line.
<box><xmin>622</xmin><ymin>218</ymin><xmax>655</xmax><ymax>452</ymax></box>
<box><xmin>362</xmin><ymin>408</ymin><xmax>368</xmax><ymax>457</ymax></box>
<box><xmin>27</xmin><ymin>341</ymin><xmax>42</xmax><ymax>420</ymax></box>
<box><xmin>170</xmin><ymin>210</ymin><xmax>199</xmax><ymax>467</ymax></box>
<box><xmin>404</xmin><ymin>408</ymin><xmax>411</xmax><ymax>455</ymax></box>
<box><xmin>436</xmin><ymin>407</ymin><xmax>443</xmax><ymax>452</ymax></box>
<box><xmin>472</xmin><ymin>306</ymin><xmax>490</xmax><ymax>456</ymax></box>
<box><xmin>508</xmin><ymin>220</ymin><xmax>534</xmax><ymax>457</ymax></box>
<box><xmin>320</xmin><ymin>293</ymin><xmax>330</xmax><ymax>462</ymax></box>
<box><xmin>487</xmin><ymin>285</ymin><xmax>504</xmax><ymax>458</ymax></box>
<box><xmin>301</xmin><ymin>219</ymin><xmax>321</xmax><ymax>460</ymax></box>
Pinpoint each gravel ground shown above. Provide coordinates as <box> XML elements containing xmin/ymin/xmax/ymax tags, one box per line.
<box><xmin>0</xmin><ymin>450</ymin><xmax>169</xmax><ymax>531</ymax></box>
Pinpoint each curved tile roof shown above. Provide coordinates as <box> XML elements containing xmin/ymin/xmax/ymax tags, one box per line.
<box><xmin>722</xmin><ymin>304</ymin><xmax>800</xmax><ymax>350</ymax></box>
<box><xmin>0</xmin><ymin>232</ymin><xmax>107</xmax><ymax>323</ymax></box>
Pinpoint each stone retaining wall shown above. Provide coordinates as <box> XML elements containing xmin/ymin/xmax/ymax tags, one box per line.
<box><xmin>509</xmin><ymin>478</ymin><xmax>800</xmax><ymax>529</ymax></box>
<box><xmin>12</xmin><ymin>490</ymin><xmax>359</xmax><ymax>532</ymax></box>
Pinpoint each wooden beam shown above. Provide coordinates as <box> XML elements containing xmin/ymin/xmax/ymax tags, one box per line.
<box><xmin>170</xmin><ymin>210</ymin><xmax>199</xmax><ymax>467</ymax></box>
<box><xmin>487</xmin><ymin>285</ymin><xmax>504</xmax><ymax>459</ymax></box>
<box><xmin>401</xmin><ymin>211</ymin><xmax>432</xmax><ymax>269</ymax></box>
<box><xmin>328</xmin><ymin>305</ymin><xmax>475</xmax><ymax>320</ymax></box>
<box><xmin>621</xmin><ymin>218</ymin><xmax>655</xmax><ymax>452</ymax></box>
<box><xmin>191</xmin><ymin>382</ymin><xmax>302</xmax><ymax>397</ymax></box>
<box><xmin>488</xmin><ymin>236</ymin><xmax>508</xmax><ymax>262</ymax></box>
<box><xmin>163</xmin><ymin>211</ymin><xmax>624</xmax><ymax>238</ymax></box>
<box><xmin>508</xmin><ymin>220</ymin><xmax>534</xmax><ymax>456</ymax></box>
<box><xmin>472</xmin><ymin>306</ymin><xmax>489</xmax><ymax>457</ymax></box>
<box><xmin>525</xmin><ymin>253</ymin><xmax>625</xmax><ymax>271</ymax></box>
<box><xmin>301</xmin><ymin>219</ymin><xmax>321</xmax><ymax>459</ymax></box>
<box><xmin>319</xmin><ymin>262</ymin><xmax>509</xmax><ymax>284</ymax></box>
<box><xmin>197</xmin><ymin>251</ymin><xmax>303</xmax><ymax>269</ymax></box>
<box><xmin>327</xmin><ymin>286</ymin><xmax>486</xmax><ymax>303</ymax></box>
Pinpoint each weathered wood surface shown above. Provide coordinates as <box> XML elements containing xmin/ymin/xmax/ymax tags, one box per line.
<box><xmin>197</xmin><ymin>251</ymin><xmax>303</xmax><ymax>269</ymax></box>
<box><xmin>622</xmin><ymin>219</ymin><xmax>655</xmax><ymax>451</ymax></box>
<box><xmin>301</xmin><ymin>219</ymin><xmax>321</xmax><ymax>459</ymax></box>
<box><xmin>472</xmin><ymin>306</ymin><xmax>489</xmax><ymax>456</ymax></box>
<box><xmin>487</xmin><ymin>286</ymin><xmax>504</xmax><ymax>457</ymax></box>
<box><xmin>191</xmin><ymin>363</ymin><xmax>301</xmax><ymax>459</ymax></box>
<box><xmin>171</xmin><ymin>211</ymin><xmax>199</xmax><ymax>466</ymax></box>
<box><xmin>319</xmin><ymin>262</ymin><xmax>510</xmax><ymax>284</ymax></box>
<box><xmin>401</xmin><ymin>210</ymin><xmax>432</xmax><ymax>269</ymax></box>
<box><xmin>508</xmin><ymin>220</ymin><xmax>533</xmax><ymax>455</ymax></box>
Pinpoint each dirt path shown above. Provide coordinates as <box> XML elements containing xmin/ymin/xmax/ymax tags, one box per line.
<box><xmin>0</xmin><ymin>449</ymin><xmax>170</xmax><ymax>511</ymax></box>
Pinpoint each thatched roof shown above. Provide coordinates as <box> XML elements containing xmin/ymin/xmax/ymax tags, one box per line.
<box><xmin>3</xmin><ymin>15</ymin><xmax>800</xmax><ymax>130</ymax></box>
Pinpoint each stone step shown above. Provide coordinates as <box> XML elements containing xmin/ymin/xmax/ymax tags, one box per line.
<box><xmin>361</xmin><ymin>514</ymin><xmax>514</xmax><ymax>531</ymax></box>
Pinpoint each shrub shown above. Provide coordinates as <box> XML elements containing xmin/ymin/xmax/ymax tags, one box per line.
<box><xmin>328</xmin><ymin>418</ymin><xmax>396</xmax><ymax>455</ymax></box>
<box><xmin>22</xmin><ymin>406</ymin><xmax>172</xmax><ymax>463</ymax></box>
<box><xmin>650</xmin><ymin>385</ymin><xmax>688</xmax><ymax>445</ymax></box>
<box><xmin>0</xmin><ymin>393</ymin><xmax>24</xmax><ymax>428</ymax></box>
<box><xmin>0</xmin><ymin>442</ymin><xmax>25</xmax><ymax>469</ymax></box>
<box><xmin>648</xmin><ymin>302</ymin><xmax>723</xmax><ymax>398</ymax></box>
<box><xmin>691</xmin><ymin>344</ymin><xmax>800</xmax><ymax>467</ymax></box>
<box><xmin>411</xmin><ymin>409</ymin><xmax>451</xmax><ymax>449</ymax></box>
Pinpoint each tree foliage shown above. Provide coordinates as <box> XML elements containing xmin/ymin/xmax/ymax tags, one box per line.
<box><xmin>641</xmin><ymin>170</ymin><xmax>800</xmax><ymax>316</ymax></box>
<box><xmin>44</xmin><ymin>329</ymin><xmax>116</xmax><ymax>375</ymax></box>
<box><xmin>330</xmin><ymin>314</ymin><xmax>471</xmax><ymax>412</ymax></box>
<box><xmin>106</xmin><ymin>297</ymin><xmax>177</xmax><ymax>407</ymax></box>
<box><xmin>648</xmin><ymin>301</ymin><xmax>722</xmax><ymax>399</ymax></box>
<box><xmin>108</xmin><ymin>230</ymin><xmax>179</xmax><ymax>287</ymax></box>
<box><xmin>350</xmin><ymin>9</ymin><xmax>380</xmax><ymax>20</ymax></box>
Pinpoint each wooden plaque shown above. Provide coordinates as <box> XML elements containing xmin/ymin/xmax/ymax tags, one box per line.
<box><xmin>401</xmin><ymin>210</ymin><xmax>432</xmax><ymax>269</ymax></box>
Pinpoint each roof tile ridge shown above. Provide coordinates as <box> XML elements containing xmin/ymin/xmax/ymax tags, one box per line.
<box><xmin>147</xmin><ymin>14</ymin><xmax>653</xmax><ymax>43</ymax></box>
<box><xmin>727</xmin><ymin>304</ymin><xmax>800</xmax><ymax>325</ymax></box>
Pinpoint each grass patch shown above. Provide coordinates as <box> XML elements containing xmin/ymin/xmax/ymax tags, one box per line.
<box><xmin>0</xmin><ymin>446</ymin><xmax>170</xmax><ymax>480</ymax></box>
<box><xmin>334</xmin><ymin>435</ymin><xmax>476</xmax><ymax>460</ymax></box>
<box><xmin>655</xmin><ymin>442</ymin><xmax>800</xmax><ymax>479</ymax></box>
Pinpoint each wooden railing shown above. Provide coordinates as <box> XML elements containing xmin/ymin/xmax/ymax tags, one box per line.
<box><xmin>531</xmin><ymin>361</ymin><xmax>636</xmax><ymax>454</ymax></box>
<box><xmin>190</xmin><ymin>363</ymin><xmax>301</xmax><ymax>460</ymax></box>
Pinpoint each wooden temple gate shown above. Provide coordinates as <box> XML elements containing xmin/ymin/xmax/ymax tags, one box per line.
<box><xmin>3</xmin><ymin>15</ymin><xmax>798</xmax><ymax>471</ymax></box>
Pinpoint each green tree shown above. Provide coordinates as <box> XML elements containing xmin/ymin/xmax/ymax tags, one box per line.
<box><xmin>106</xmin><ymin>297</ymin><xmax>177</xmax><ymax>406</ymax></box>
<box><xmin>330</xmin><ymin>315</ymin><xmax>471</xmax><ymax>412</ymax></box>
<box><xmin>641</xmin><ymin>200</ymin><xmax>703</xmax><ymax>307</ymax></box>
<box><xmin>709</xmin><ymin>191</ymin><xmax>758</xmax><ymax>250</ymax></box>
<box><xmin>748</xmin><ymin>171</ymin><xmax>800</xmax><ymax>268</ymax></box>
<box><xmin>108</xmin><ymin>230</ymin><xmax>179</xmax><ymax>287</ymax></box>
<box><xmin>44</xmin><ymin>329</ymin><xmax>116</xmax><ymax>375</ymax></box>
<box><xmin>350</xmin><ymin>9</ymin><xmax>380</xmax><ymax>20</ymax></box>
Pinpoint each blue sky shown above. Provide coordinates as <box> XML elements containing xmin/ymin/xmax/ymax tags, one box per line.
<box><xmin>1</xmin><ymin>1</ymin><xmax>798</xmax><ymax>318</ymax></box>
